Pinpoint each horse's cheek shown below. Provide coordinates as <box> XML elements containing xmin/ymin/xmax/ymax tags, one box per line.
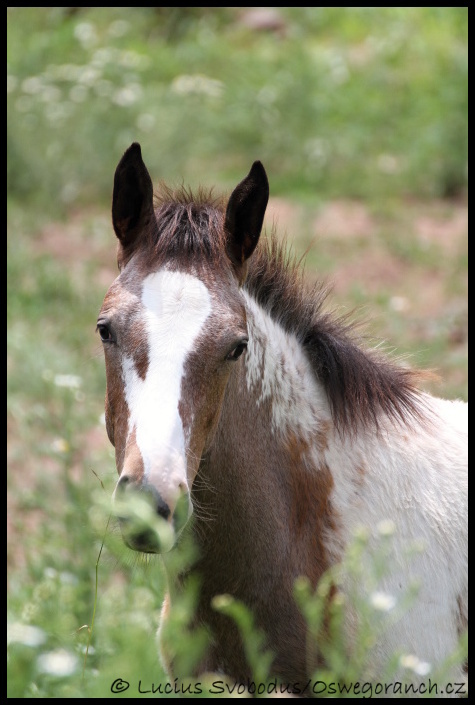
<box><xmin>104</xmin><ymin>361</ymin><xmax>131</xmax><ymax>472</ymax></box>
<box><xmin>104</xmin><ymin>387</ymin><xmax>115</xmax><ymax>446</ymax></box>
<box><xmin>198</xmin><ymin>376</ymin><xmax>230</xmax><ymax>452</ymax></box>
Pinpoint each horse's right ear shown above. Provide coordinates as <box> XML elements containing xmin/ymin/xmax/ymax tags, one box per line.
<box><xmin>225</xmin><ymin>161</ymin><xmax>269</xmax><ymax>280</ymax></box>
<box><xmin>112</xmin><ymin>143</ymin><xmax>155</xmax><ymax>254</ymax></box>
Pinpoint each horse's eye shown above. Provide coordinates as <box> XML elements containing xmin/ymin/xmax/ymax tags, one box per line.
<box><xmin>226</xmin><ymin>339</ymin><xmax>248</xmax><ymax>361</ymax></box>
<box><xmin>97</xmin><ymin>323</ymin><xmax>113</xmax><ymax>343</ymax></box>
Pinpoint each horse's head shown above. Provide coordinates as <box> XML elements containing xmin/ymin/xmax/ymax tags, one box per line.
<box><xmin>98</xmin><ymin>144</ymin><xmax>268</xmax><ymax>552</ymax></box>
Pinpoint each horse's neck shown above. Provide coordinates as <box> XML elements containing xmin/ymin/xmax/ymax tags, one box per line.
<box><xmin>240</xmin><ymin>290</ymin><xmax>332</xmax><ymax>440</ymax></box>
<box><xmin>204</xmin><ymin>291</ymin><xmax>466</xmax><ymax>554</ymax></box>
<box><xmin>193</xmin><ymin>291</ymin><xmax>467</xmax><ymax>669</ymax></box>
<box><xmin>196</xmin><ymin>292</ymin><xmax>338</xmax><ymax>580</ymax></box>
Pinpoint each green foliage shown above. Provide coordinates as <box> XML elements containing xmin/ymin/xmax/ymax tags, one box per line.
<box><xmin>7</xmin><ymin>8</ymin><xmax>467</xmax><ymax>698</ymax></box>
<box><xmin>7</xmin><ymin>7</ymin><xmax>467</xmax><ymax>214</ymax></box>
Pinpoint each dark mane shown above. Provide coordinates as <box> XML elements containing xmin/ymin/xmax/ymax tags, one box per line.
<box><xmin>149</xmin><ymin>185</ymin><xmax>427</xmax><ymax>434</ymax></box>
<box><xmin>246</xmin><ymin>236</ymin><xmax>429</xmax><ymax>433</ymax></box>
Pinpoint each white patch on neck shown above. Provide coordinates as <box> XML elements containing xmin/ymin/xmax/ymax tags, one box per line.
<box><xmin>122</xmin><ymin>269</ymin><xmax>211</xmax><ymax>505</ymax></box>
<box><xmin>242</xmin><ymin>291</ymin><xmax>330</xmax><ymax>437</ymax></box>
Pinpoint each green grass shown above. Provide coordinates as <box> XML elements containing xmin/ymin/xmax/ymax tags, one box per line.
<box><xmin>7</xmin><ymin>8</ymin><xmax>467</xmax><ymax>697</ymax></box>
<box><xmin>8</xmin><ymin>7</ymin><xmax>467</xmax><ymax>211</ymax></box>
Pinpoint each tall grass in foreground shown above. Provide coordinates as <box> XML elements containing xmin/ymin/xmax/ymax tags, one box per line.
<box><xmin>8</xmin><ymin>487</ymin><xmax>468</xmax><ymax>697</ymax></box>
<box><xmin>150</xmin><ymin>505</ymin><xmax>468</xmax><ymax>698</ymax></box>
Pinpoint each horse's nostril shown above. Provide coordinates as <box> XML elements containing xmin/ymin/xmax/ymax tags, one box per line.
<box><xmin>155</xmin><ymin>494</ymin><xmax>171</xmax><ymax>521</ymax></box>
<box><xmin>116</xmin><ymin>476</ymin><xmax>171</xmax><ymax>520</ymax></box>
<box><xmin>117</xmin><ymin>474</ymin><xmax>131</xmax><ymax>490</ymax></box>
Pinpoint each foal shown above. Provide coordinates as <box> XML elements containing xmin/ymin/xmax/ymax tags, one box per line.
<box><xmin>98</xmin><ymin>143</ymin><xmax>467</xmax><ymax>691</ymax></box>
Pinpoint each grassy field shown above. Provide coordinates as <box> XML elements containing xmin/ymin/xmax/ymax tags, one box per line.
<box><xmin>7</xmin><ymin>8</ymin><xmax>467</xmax><ymax>697</ymax></box>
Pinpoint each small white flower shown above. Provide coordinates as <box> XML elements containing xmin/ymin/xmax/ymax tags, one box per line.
<box><xmin>91</xmin><ymin>48</ymin><xmax>117</xmax><ymax>67</ymax></box>
<box><xmin>171</xmin><ymin>74</ymin><xmax>223</xmax><ymax>98</ymax></box>
<box><xmin>51</xmin><ymin>438</ymin><xmax>70</xmax><ymax>453</ymax></box>
<box><xmin>353</xmin><ymin>525</ymin><xmax>370</xmax><ymax>541</ymax></box>
<box><xmin>37</xmin><ymin>648</ymin><xmax>78</xmax><ymax>677</ymax></box>
<box><xmin>21</xmin><ymin>76</ymin><xmax>44</xmax><ymax>94</ymax></box>
<box><xmin>77</xmin><ymin>66</ymin><xmax>101</xmax><ymax>87</ymax></box>
<box><xmin>376</xmin><ymin>519</ymin><xmax>396</xmax><ymax>536</ymax></box>
<box><xmin>389</xmin><ymin>296</ymin><xmax>409</xmax><ymax>312</ymax></box>
<box><xmin>59</xmin><ymin>571</ymin><xmax>78</xmax><ymax>585</ymax></box>
<box><xmin>369</xmin><ymin>591</ymin><xmax>396</xmax><ymax>612</ymax></box>
<box><xmin>80</xmin><ymin>644</ymin><xmax>95</xmax><ymax>655</ymax></box>
<box><xmin>53</xmin><ymin>374</ymin><xmax>82</xmax><ymax>389</ymax></box>
<box><xmin>112</xmin><ymin>84</ymin><xmax>142</xmax><ymax>107</ymax></box>
<box><xmin>73</xmin><ymin>22</ymin><xmax>97</xmax><ymax>48</ymax></box>
<box><xmin>399</xmin><ymin>653</ymin><xmax>431</xmax><ymax>676</ymax></box>
<box><xmin>8</xmin><ymin>622</ymin><xmax>46</xmax><ymax>648</ymax></box>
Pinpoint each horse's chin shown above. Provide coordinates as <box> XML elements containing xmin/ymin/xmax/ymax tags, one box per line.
<box><xmin>120</xmin><ymin>519</ymin><xmax>176</xmax><ymax>554</ymax></box>
<box><xmin>116</xmin><ymin>490</ymin><xmax>192</xmax><ymax>554</ymax></box>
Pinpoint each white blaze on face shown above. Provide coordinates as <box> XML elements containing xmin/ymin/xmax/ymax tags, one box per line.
<box><xmin>122</xmin><ymin>269</ymin><xmax>212</xmax><ymax>508</ymax></box>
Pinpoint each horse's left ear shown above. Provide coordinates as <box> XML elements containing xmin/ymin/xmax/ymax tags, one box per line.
<box><xmin>112</xmin><ymin>142</ymin><xmax>155</xmax><ymax>256</ymax></box>
<box><xmin>225</xmin><ymin>161</ymin><xmax>269</xmax><ymax>277</ymax></box>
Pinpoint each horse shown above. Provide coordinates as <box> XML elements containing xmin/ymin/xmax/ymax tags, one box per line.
<box><xmin>97</xmin><ymin>143</ymin><xmax>467</xmax><ymax>694</ymax></box>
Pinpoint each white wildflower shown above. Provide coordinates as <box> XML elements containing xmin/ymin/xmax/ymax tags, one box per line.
<box><xmin>21</xmin><ymin>76</ymin><xmax>43</xmax><ymax>94</ymax></box>
<box><xmin>112</xmin><ymin>84</ymin><xmax>142</xmax><ymax>107</ymax></box>
<box><xmin>8</xmin><ymin>622</ymin><xmax>46</xmax><ymax>648</ymax></box>
<box><xmin>369</xmin><ymin>591</ymin><xmax>396</xmax><ymax>612</ymax></box>
<box><xmin>171</xmin><ymin>74</ymin><xmax>224</xmax><ymax>98</ymax></box>
<box><xmin>376</xmin><ymin>519</ymin><xmax>396</xmax><ymax>536</ymax></box>
<box><xmin>73</xmin><ymin>22</ymin><xmax>97</xmax><ymax>49</ymax></box>
<box><xmin>51</xmin><ymin>438</ymin><xmax>70</xmax><ymax>453</ymax></box>
<box><xmin>399</xmin><ymin>654</ymin><xmax>431</xmax><ymax>676</ymax></box>
<box><xmin>53</xmin><ymin>374</ymin><xmax>82</xmax><ymax>389</ymax></box>
<box><xmin>37</xmin><ymin>648</ymin><xmax>79</xmax><ymax>677</ymax></box>
<box><xmin>389</xmin><ymin>296</ymin><xmax>409</xmax><ymax>312</ymax></box>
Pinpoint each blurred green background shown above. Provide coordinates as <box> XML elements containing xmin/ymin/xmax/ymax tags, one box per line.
<box><xmin>7</xmin><ymin>7</ymin><xmax>467</xmax><ymax>697</ymax></box>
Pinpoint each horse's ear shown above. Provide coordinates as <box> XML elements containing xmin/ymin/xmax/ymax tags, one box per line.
<box><xmin>225</xmin><ymin>161</ymin><xmax>269</xmax><ymax>277</ymax></box>
<box><xmin>112</xmin><ymin>143</ymin><xmax>155</xmax><ymax>253</ymax></box>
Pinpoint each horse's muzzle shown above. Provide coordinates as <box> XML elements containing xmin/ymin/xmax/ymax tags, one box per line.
<box><xmin>113</xmin><ymin>476</ymin><xmax>190</xmax><ymax>554</ymax></box>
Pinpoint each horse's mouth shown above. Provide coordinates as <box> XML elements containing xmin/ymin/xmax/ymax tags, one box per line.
<box><xmin>117</xmin><ymin>515</ymin><xmax>176</xmax><ymax>554</ymax></box>
<box><xmin>121</xmin><ymin>525</ymin><xmax>164</xmax><ymax>554</ymax></box>
<box><xmin>114</xmin><ymin>485</ymin><xmax>192</xmax><ymax>554</ymax></box>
